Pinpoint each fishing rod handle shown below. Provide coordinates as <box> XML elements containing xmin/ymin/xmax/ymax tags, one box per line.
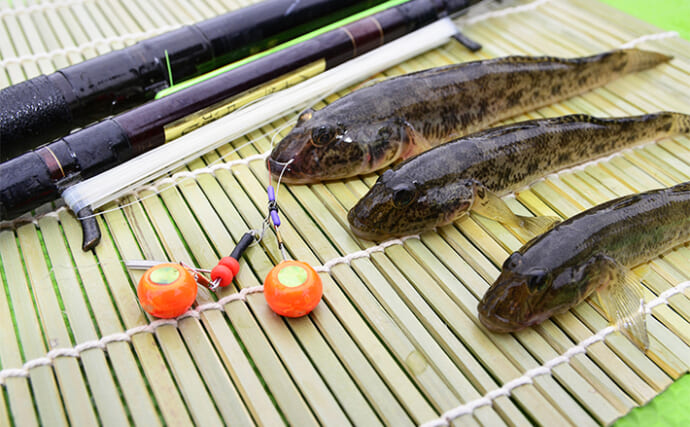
<box><xmin>0</xmin><ymin>75</ymin><xmax>74</xmax><ymax>161</ymax></box>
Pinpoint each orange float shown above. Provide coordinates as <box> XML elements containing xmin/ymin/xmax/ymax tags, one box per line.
<box><xmin>263</xmin><ymin>260</ymin><xmax>323</xmax><ymax>317</ymax></box>
<box><xmin>137</xmin><ymin>263</ymin><xmax>198</xmax><ymax>318</ymax></box>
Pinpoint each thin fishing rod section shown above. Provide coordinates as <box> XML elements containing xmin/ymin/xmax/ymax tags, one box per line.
<box><xmin>0</xmin><ymin>0</ymin><xmax>387</xmax><ymax>160</ymax></box>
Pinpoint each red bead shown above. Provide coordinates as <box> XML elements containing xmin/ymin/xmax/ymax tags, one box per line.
<box><xmin>211</xmin><ymin>264</ymin><xmax>234</xmax><ymax>287</ymax></box>
<box><xmin>219</xmin><ymin>256</ymin><xmax>240</xmax><ymax>277</ymax></box>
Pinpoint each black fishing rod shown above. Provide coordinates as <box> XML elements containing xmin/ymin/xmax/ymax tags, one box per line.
<box><xmin>0</xmin><ymin>0</ymin><xmax>387</xmax><ymax>160</ymax></box>
<box><xmin>0</xmin><ymin>0</ymin><xmax>482</xmax><ymax>250</ymax></box>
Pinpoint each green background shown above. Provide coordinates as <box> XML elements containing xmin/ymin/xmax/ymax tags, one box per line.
<box><xmin>598</xmin><ymin>0</ymin><xmax>689</xmax><ymax>425</ymax></box>
<box><xmin>599</xmin><ymin>0</ymin><xmax>690</xmax><ymax>40</ymax></box>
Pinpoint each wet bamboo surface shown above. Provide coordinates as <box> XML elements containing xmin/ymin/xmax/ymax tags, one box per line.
<box><xmin>0</xmin><ymin>0</ymin><xmax>688</xmax><ymax>425</ymax></box>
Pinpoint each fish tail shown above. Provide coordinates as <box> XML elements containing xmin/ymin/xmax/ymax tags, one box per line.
<box><xmin>640</xmin><ymin>111</ymin><xmax>690</xmax><ymax>136</ymax></box>
<box><xmin>606</xmin><ymin>111</ymin><xmax>690</xmax><ymax>145</ymax></box>
<box><xmin>668</xmin><ymin>111</ymin><xmax>690</xmax><ymax>134</ymax></box>
<box><xmin>619</xmin><ymin>48</ymin><xmax>673</xmax><ymax>73</ymax></box>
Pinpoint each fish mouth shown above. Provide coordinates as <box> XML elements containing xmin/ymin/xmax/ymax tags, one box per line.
<box><xmin>477</xmin><ymin>271</ymin><xmax>541</xmax><ymax>333</ymax></box>
<box><xmin>266</xmin><ymin>156</ymin><xmax>316</xmax><ymax>184</ymax></box>
<box><xmin>347</xmin><ymin>209</ymin><xmax>392</xmax><ymax>241</ymax></box>
<box><xmin>349</xmin><ymin>224</ymin><xmax>395</xmax><ymax>241</ymax></box>
<box><xmin>477</xmin><ymin>308</ymin><xmax>529</xmax><ymax>333</ymax></box>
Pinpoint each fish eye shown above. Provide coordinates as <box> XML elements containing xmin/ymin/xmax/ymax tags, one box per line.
<box><xmin>391</xmin><ymin>183</ymin><xmax>416</xmax><ymax>208</ymax></box>
<box><xmin>311</xmin><ymin>125</ymin><xmax>336</xmax><ymax>146</ymax></box>
<box><xmin>503</xmin><ymin>252</ymin><xmax>522</xmax><ymax>270</ymax></box>
<box><xmin>297</xmin><ymin>108</ymin><xmax>314</xmax><ymax>123</ymax></box>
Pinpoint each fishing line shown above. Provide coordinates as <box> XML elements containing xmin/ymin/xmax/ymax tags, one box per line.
<box><xmin>73</xmin><ymin>112</ymin><xmax>304</xmax><ymax>221</ymax></box>
<box><xmin>129</xmin><ymin>153</ymin><xmax>312</xmax><ymax>318</ymax></box>
<box><xmin>0</xmin><ymin>118</ymin><xmax>298</xmax><ymax>230</ymax></box>
<box><xmin>66</xmin><ymin>108</ymin><xmax>301</xmax><ymax>219</ymax></box>
<box><xmin>274</xmin><ymin>158</ymin><xmax>294</xmax><ymax>198</ymax></box>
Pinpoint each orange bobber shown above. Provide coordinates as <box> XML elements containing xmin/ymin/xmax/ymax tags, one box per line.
<box><xmin>137</xmin><ymin>263</ymin><xmax>198</xmax><ymax>318</ymax></box>
<box><xmin>263</xmin><ymin>260</ymin><xmax>322</xmax><ymax>317</ymax></box>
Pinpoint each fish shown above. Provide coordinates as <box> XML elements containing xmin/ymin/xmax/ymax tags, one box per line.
<box><xmin>348</xmin><ymin>112</ymin><xmax>690</xmax><ymax>240</ymax></box>
<box><xmin>477</xmin><ymin>181</ymin><xmax>690</xmax><ymax>349</ymax></box>
<box><xmin>267</xmin><ymin>48</ymin><xmax>672</xmax><ymax>183</ymax></box>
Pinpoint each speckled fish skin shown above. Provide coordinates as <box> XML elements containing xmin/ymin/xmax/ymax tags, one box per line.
<box><xmin>477</xmin><ymin>181</ymin><xmax>690</xmax><ymax>333</ymax></box>
<box><xmin>268</xmin><ymin>48</ymin><xmax>672</xmax><ymax>183</ymax></box>
<box><xmin>348</xmin><ymin>112</ymin><xmax>690</xmax><ymax>240</ymax></box>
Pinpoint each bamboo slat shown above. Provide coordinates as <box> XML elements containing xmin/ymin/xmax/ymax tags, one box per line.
<box><xmin>1</xmin><ymin>0</ymin><xmax>689</xmax><ymax>426</ymax></box>
<box><xmin>14</xmin><ymin>222</ymin><xmax>99</xmax><ymax>426</ymax></box>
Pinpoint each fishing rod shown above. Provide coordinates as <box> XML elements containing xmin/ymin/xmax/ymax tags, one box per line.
<box><xmin>0</xmin><ymin>0</ymin><xmax>387</xmax><ymax>160</ymax></box>
<box><xmin>0</xmin><ymin>0</ymin><xmax>482</xmax><ymax>251</ymax></box>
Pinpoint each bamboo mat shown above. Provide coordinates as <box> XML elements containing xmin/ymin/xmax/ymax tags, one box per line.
<box><xmin>1</xmin><ymin>0</ymin><xmax>689</xmax><ymax>425</ymax></box>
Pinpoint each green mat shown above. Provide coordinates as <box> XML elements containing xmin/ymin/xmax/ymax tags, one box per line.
<box><xmin>600</xmin><ymin>3</ymin><xmax>690</xmax><ymax>425</ymax></box>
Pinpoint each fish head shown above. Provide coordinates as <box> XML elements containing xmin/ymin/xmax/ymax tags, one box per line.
<box><xmin>477</xmin><ymin>252</ymin><xmax>556</xmax><ymax>332</ymax></box>
<box><xmin>267</xmin><ymin>107</ymin><xmax>412</xmax><ymax>183</ymax></box>
<box><xmin>347</xmin><ymin>170</ymin><xmax>476</xmax><ymax>240</ymax></box>
<box><xmin>478</xmin><ymin>250</ymin><xmax>594</xmax><ymax>332</ymax></box>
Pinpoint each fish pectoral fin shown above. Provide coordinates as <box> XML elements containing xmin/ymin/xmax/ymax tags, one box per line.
<box><xmin>632</xmin><ymin>262</ymin><xmax>652</xmax><ymax>280</ymax></box>
<box><xmin>470</xmin><ymin>184</ymin><xmax>560</xmax><ymax>239</ymax></box>
<box><xmin>400</xmin><ymin>123</ymin><xmax>432</xmax><ymax>159</ymax></box>
<box><xmin>597</xmin><ymin>262</ymin><xmax>649</xmax><ymax>350</ymax></box>
<box><xmin>517</xmin><ymin>215</ymin><xmax>562</xmax><ymax>237</ymax></box>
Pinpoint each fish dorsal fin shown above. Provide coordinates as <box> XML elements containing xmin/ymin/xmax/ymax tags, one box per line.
<box><xmin>608</xmin><ymin>193</ymin><xmax>645</xmax><ymax>211</ymax></box>
<box><xmin>596</xmin><ymin>256</ymin><xmax>649</xmax><ymax>350</ymax></box>
<box><xmin>470</xmin><ymin>121</ymin><xmax>543</xmax><ymax>140</ymax></box>
<box><xmin>671</xmin><ymin>181</ymin><xmax>690</xmax><ymax>192</ymax></box>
